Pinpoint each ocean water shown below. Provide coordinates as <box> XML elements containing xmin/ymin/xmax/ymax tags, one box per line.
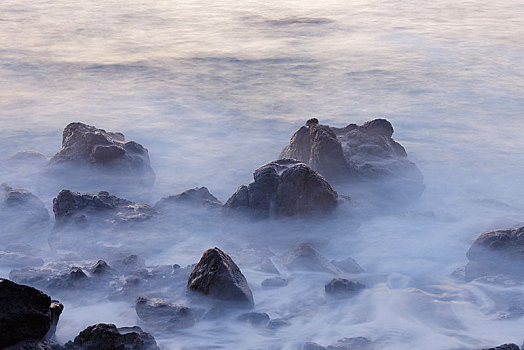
<box><xmin>1</xmin><ymin>0</ymin><xmax>524</xmax><ymax>349</ymax></box>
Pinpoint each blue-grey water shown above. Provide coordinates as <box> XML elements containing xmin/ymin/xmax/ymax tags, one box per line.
<box><xmin>1</xmin><ymin>0</ymin><xmax>524</xmax><ymax>349</ymax></box>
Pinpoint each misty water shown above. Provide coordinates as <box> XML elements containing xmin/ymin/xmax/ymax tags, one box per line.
<box><xmin>1</xmin><ymin>0</ymin><xmax>524</xmax><ymax>349</ymax></box>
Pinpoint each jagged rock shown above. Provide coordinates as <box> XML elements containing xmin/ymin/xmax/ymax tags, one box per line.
<box><xmin>6</xmin><ymin>339</ymin><xmax>66</xmax><ymax>350</ymax></box>
<box><xmin>482</xmin><ymin>345</ymin><xmax>520</xmax><ymax>350</ymax></box>
<box><xmin>327</xmin><ymin>337</ymin><xmax>372</xmax><ymax>349</ymax></box>
<box><xmin>331</xmin><ymin>257</ymin><xmax>364</xmax><ymax>273</ymax></box>
<box><xmin>188</xmin><ymin>247</ymin><xmax>254</xmax><ymax>308</ymax></box>
<box><xmin>282</xmin><ymin>243</ymin><xmax>340</xmax><ymax>274</ymax></box>
<box><xmin>90</xmin><ymin>260</ymin><xmax>112</xmax><ymax>275</ymax></box>
<box><xmin>135</xmin><ymin>296</ymin><xmax>195</xmax><ymax>329</ymax></box>
<box><xmin>237</xmin><ymin>312</ymin><xmax>270</xmax><ymax>326</ymax></box>
<box><xmin>261</xmin><ymin>277</ymin><xmax>288</xmax><ymax>288</ymax></box>
<box><xmin>303</xmin><ymin>342</ymin><xmax>327</xmax><ymax>350</ymax></box>
<box><xmin>52</xmin><ymin>189</ymin><xmax>157</xmax><ymax>227</ymax></box>
<box><xmin>225</xmin><ymin>159</ymin><xmax>338</xmax><ymax>218</ymax></box>
<box><xmin>155</xmin><ymin>187</ymin><xmax>222</xmax><ymax>210</ymax></box>
<box><xmin>64</xmin><ymin>323</ymin><xmax>159</xmax><ymax>350</ymax></box>
<box><xmin>46</xmin><ymin>267</ymin><xmax>90</xmax><ymax>290</ymax></box>
<box><xmin>1</xmin><ymin>184</ymin><xmax>50</xmax><ymax>240</ymax></box>
<box><xmin>280</xmin><ymin>119</ymin><xmax>423</xmax><ymax>194</ymax></box>
<box><xmin>465</xmin><ymin>226</ymin><xmax>524</xmax><ymax>281</ymax></box>
<box><xmin>325</xmin><ymin>278</ymin><xmax>365</xmax><ymax>297</ymax></box>
<box><xmin>47</xmin><ymin>122</ymin><xmax>155</xmax><ymax>188</ymax></box>
<box><xmin>0</xmin><ymin>279</ymin><xmax>63</xmax><ymax>348</ymax></box>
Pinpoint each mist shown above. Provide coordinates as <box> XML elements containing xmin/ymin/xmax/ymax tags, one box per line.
<box><xmin>1</xmin><ymin>0</ymin><xmax>524</xmax><ymax>349</ymax></box>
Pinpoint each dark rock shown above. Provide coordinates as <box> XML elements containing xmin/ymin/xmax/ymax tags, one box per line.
<box><xmin>155</xmin><ymin>187</ymin><xmax>222</xmax><ymax>210</ymax></box>
<box><xmin>282</xmin><ymin>243</ymin><xmax>340</xmax><ymax>274</ymax></box>
<box><xmin>0</xmin><ymin>278</ymin><xmax>63</xmax><ymax>348</ymax></box>
<box><xmin>225</xmin><ymin>159</ymin><xmax>338</xmax><ymax>218</ymax></box>
<box><xmin>331</xmin><ymin>257</ymin><xmax>364</xmax><ymax>273</ymax></box>
<box><xmin>47</xmin><ymin>122</ymin><xmax>155</xmax><ymax>188</ymax></box>
<box><xmin>90</xmin><ymin>260</ymin><xmax>112</xmax><ymax>275</ymax></box>
<box><xmin>135</xmin><ymin>296</ymin><xmax>195</xmax><ymax>329</ymax></box>
<box><xmin>325</xmin><ymin>278</ymin><xmax>365</xmax><ymax>297</ymax></box>
<box><xmin>465</xmin><ymin>226</ymin><xmax>524</xmax><ymax>281</ymax></box>
<box><xmin>65</xmin><ymin>323</ymin><xmax>159</xmax><ymax>350</ymax></box>
<box><xmin>481</xmin><ymin>344</ymin><xmax>520</xmax><ymax>350</ymax></box>
<box><xmin>52</xmin><ymin>189</ymin><xmax>157</xmax><ymax>227</ymax></box>
<box><xmin>303</xmin><ymin>342</ymin><xmax>327</xmax><ymax>350</ymax></box>
<box><xmin>261</xmin><ymin>277</ymin><xmax>288</xmax><ymax>288</ymax></box>
<box><xmin>188</xmin><ymin>247</ymin><xmax>254</xmax><ymax>308</ymax></box>
<box><xmin>46</xmin><ymin>267</ymin><xmax>90</xmax><ymax>290</ymax></box>
<box><xmin>267</xmin><ymin>318</ymin><xmax>291</xmax><ymax>330</ymax></box>
<box><xmin>327</xmin><ymin>337</ymin><xmax>372</xmax><ymax>349</ymax></box>
<box><xmin>6</xmin><ymin>339</ymin><xmax>66</xmax><ymax>350</ymax></box>
<box><xmin>280</xmin><ymin>119</ymin><xmax>423</xmax><ymax>194</ymax></box>
<box><xmin>237</xmin><ymin>312</ymin><xmax>270</xmax><ymax>326</ymax></box>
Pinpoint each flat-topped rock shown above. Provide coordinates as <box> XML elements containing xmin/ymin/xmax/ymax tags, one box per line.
<box><xmin>47</xmin><ymin>122</ymin><xmax>155</xmax><ymax>188</ymax></box>
<box><xmin>225</xmin><ymin>159</ymin><xmax>338</xmax><ymax>218</ymax></box>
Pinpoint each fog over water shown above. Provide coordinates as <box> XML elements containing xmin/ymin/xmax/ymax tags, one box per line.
<box><xmin>1</xmin><ymin>0</ymin><xmax>524</xmax><ymax>349</ymax></box>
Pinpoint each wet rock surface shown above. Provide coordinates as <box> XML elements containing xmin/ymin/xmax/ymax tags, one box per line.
<box><xmin>64</xmin><ymin>323</ymin><xmax>160</xmax><ymax>350</ymax></box>
<box><xmin>188</xmin><ymin>247</ymin><xmax>254</xmax><ymax>308</ymax></box>
<box><xmin>155</xmin><ymin>187</ymin><xmax>222</xmax><ymax>210</ymax></box>
<box><xmin>325</xmin><ymin>278</ymin><xmax>365</xmax><ymax>297</ymax></box>
<box><xmin>280</xmin><ymin>119</ymin><xmax>424</xmax><ymax>196</ymax></box>
<box><xmin>0</xmin><ymin>278</ymin><xmax>63</xmax><ymax>348</ymax></box>
<box><xmin>135</xmin><ymin>296</ymin><xmax>195</xmax><ymax>329</ymax></box>
<box><xmin>225</xmin><ymin>159</ymin><xmax>338</xmax><ymax>218</ymax></box>
<box><xmin>47</xmin><ymin>122</ymin><xmax>155</xmax><ymax>188</ymax></box>
<box><xmin>466</xmin><ymin>225</ymin><xmax>524</xmax><ymax>281</ymax></box>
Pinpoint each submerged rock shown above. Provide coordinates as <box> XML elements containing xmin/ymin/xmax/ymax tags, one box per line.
<box><xmin>331</xmin><ymin>257</ymin><xmax>364</xmax><ymax>274</ymax></box>
<box><xmin>303</xmin><ymin>342</ymin><xmax>327</xmax><ymax>350</ymax></box>
<box><xmin>261</xmin><ymin>277</ymin><xmax>288</xmax><ymax>288</ymax></box>
<box><xmin>225</xmin><ymin>159</ymin><xmax>338</xmax><ymax>218</ymax></box>
<box><xmin>135</xmin><ymin>296</ymin><xmax>195</xmax><ymax>329</ymax></box>
<box><xmin>237</xmin><ymin>312</ymin><xmax>270</xmax><ymax>327</ymax></box>
<box><xmin>47</xmin><ymin>122</ymin><xmax>155</xmax><ymax>188</ymax></box>
<box><xmin>327</xmin><ymin>337</ymin><xmax>372</xmax><ymax>349</ymax></box>
<box><xmin>155</xmin><ymin>187</ymin><xmax>222</xmax><ymax>210</ymax></box>
<box><xmin>280</xmin><ymin>119</ymin><xmax>424</xmax><ymax>196</ymax></box>
<box><xmin>282</xmin><ymin>243</ymin><xmax>340</xmax><ymax>274</ymax></box>
<box><xmin>64</xmin><ymin>323</ymin><xmax>159</xmax><ymax>350</ymax></box>
<box><xmin>6</xmin><ymin>339</ymin><xmax>66</xmax><ymax>350</ymax></box>
<box><xmin>465</xmin><ymin>226</ymin><xmax>524</xmax><ymax>281</ymax></box>
<box><xmin>188</xmin><ymin>247</ymin><xmax>254</xmax><ymax>308</ymax></box>
<box><xmin>0</xmin><ymin>278</ymin><xmax>63</xmax><ymax>348</ymax></box>
<box><xmin>8</xmin><ymin>151</ymin><xmax>48</xmax><ymax>166</ymax></box>
<box><xmin>325</xmin><ymin>278</ymin><xmax>365</xmax><ymax>297</ymax></box>
<box><xmin>482</xmin><ymin>345</ymin><xmax>520</xmax><ymax>350</ymax></box>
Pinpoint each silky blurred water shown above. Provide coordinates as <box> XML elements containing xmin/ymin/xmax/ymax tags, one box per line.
<box><xmin>1</xmin><ymin>1</ymin><xmax>524</xmax><ymax>349</ymax></box>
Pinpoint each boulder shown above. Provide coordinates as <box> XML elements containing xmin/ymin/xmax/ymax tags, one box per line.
<box><xmin>0</xmin><ymin>278</ymin><xmax>63</xmax><ymax>348</ymax></box>
<box><xmin>280</xmin><ymin>119</ymin><xmax>423</xmax><ymax>194</ymax></box>
<box><xmin>64</xmin><ymin>323</ymin><xmax>159</xmax><ymax>350</ymax></box>
<box><xmin>6</xmin><ymin>339</ymin><xmax>66</xmax><ymax>350</ymax></box>
<box><xmin>325</xmin><ymin>278</ymin><xmax>365</xmax><ymax>297</ymax></box>
<box><xmin>282</xmin><ymin>243</ymin><xmax>340</xmax><ymax>274</ymax></box>
<box><xmin>237</xmin><ymin>312</ymin><xmax>270</xmax><ymax>326</ymax></box>
<box><xmin>465</xmin><ymin>226</ymin><xmax>524</xmax><ymax>281</ymax></box>
<box><xmin>135</xmin><ymin>296</ymin><xmax>195</xmax><ymax>329</ymax></box>
<box><xmin>155</xmin><ymin>187</ymin><xmax>222</xmax><ymax>210</ymax></box>
<box><xmin>261</xmin><ymin>277</ymin><xmax>288</xmax><ymax>288</ymax></box>
<box><xmin>52</xmin><ymin>189</ymin><xmax>157</xmax><ymax>226</ymax></box>
<box><xmin>188</xmin><ymin>247</ymin><xmax>254</xmax><ymax>308</ymax></box>
<box><xmin>225</xmin><ymin>159</ymin><xmax>338</xmax><ymax>218</ymax></box>
<box><xmin>47</xmin><ymin>122</ymin><xmax>155</xmax><ymax>188</ymax></box>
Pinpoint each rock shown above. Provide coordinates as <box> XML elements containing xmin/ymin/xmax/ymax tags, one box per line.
<box><xmin>465</xmin><ymin>226</ymin><xmax>524</xmax><ymax>281</ymax></box>
<box><xmin>331</xmin><ymin>257</ymin><xmax>364</xmax><ymax>273</ymax></box>
<box><xmin>225</xmin><ymin>159</ymin><xmax>338</xmax><ymax>218</ymax></box>
<box><xmin>326</xmin><ymin>337</ymin><xmax>372</xmax><ymax>349</ymax></box>
<box><xmin>280</xmin><ymin>119</ymin><xmax>424</xmax><ymax>194</ymax></box>
<box><xmin>8</xmin><ymin>151</ymin><xmax>48</xmax><ymax>166</ymax></box>
<box><xmin>303</xmin><ymin>342</ymin><xmax>327</xmax><ymax>350</ymax></box>
<box><xmin>135</xmin><ymin>296</ymin><xmax>195</xmax><ymax>329</ymax></box>
<box><xmin>237</xmin><ymin>312</ymin><xmax>270</xmax><ymax>326</ymax></box>
<box><xmin>52</xmin><ymin>189</ymin><xmax>157</xmax><ymax>227</ymax></box>
<box><xmin>267</xmin><ymin>318</ymin><xmax>291</xmax><ymax>330</ymax></box>
<box><xmin>6</xmin><ymin>339</ymin><xmax>66</xmax><ymax>350</ymax></box>
<box><xmin>256</xmin><ymin>257</ymin><xmax>280</xmax><ymax>274</ymax></box>
<box><xmin>46</xmin><ymin>267</ymin><xmax>90</xmax><ymax>290</ymax></box>
<box><xmin>325</xmin><ymin>278</ymin><xmax>365</xmax><ymax>297</ymax></box>
<box><xmin>261</xmin><ymin>277</ymin><xmax>288</xmax><ymax>288</ymax></box>
<box><xmin>282</xmin><ymin>243</ymin><xmax>340</xmax><ymax>274</ymax></box>
<box><xmin>481</xmin><ymin>345</ymin><xmax>520</xmax><ymax>350</ymax></box>
<box><xmin>155</xmin><ymin>187</ymin><xmax>222</xmax><ymax>210</ymax></box>
<box><xmin>64</xmin><ymin>323</ymin><xmax>159</xmax><ymax>350</ymax></box>
<box><xmin>47</xmin><ymin>122</ymin><xmax>155</xmax><ymax>188</ymax></box>
<box><xmin>0</xmin><ymin>278</ymin><xmax>63</xmax><ymax>348</ymax></box>
<box><xmin>0</xmin><ymin>184</ymin><xmax>50</xmax><ymax>241</ymax></box>
<box><xmin>188</xmin><ymin>247</ymin><xmax>254</xmax><ymax>308</ymax></box>
<box><xmin>90</xmin><ymin>260</ymin><xmax>112</xmax><ymax>275</ymax></box>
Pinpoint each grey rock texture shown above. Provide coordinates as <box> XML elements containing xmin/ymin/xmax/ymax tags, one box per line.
<box><xmin>325</xmin><ymin>278</ymin><xmax>365</xmax><ymax>298</ymax></box>
<box><xmin>225</xmin><ymin>159</ymin><xmax>338</xmax><ymax>218</ymax></box>
<box><xmin>0</xmin><ymin>278</ymin><xmax>63</xmax><ymax>348</ymax></box>
<box><xmin>155</xmin><ymin>187</ymin><xmax>222</xmax><ymax>210</ymax></box>
<box><xmin>135</xmin><ymin>296</ymin><xmax>195</xmax><ymax>329</ymax></box>
<box><xmin>482</xmin><ymin>345</ymin><xmax>520</xmax><ymax>350</ymax></box>
<box><xmin>282</xmin><ymin>243</ymin><xmax>340</xmax><ymax>274</ymax></box>
<box><xmin>188</xmin><ymin>247</ymin><xmax>254</xmax><ymax>308</ymax></box>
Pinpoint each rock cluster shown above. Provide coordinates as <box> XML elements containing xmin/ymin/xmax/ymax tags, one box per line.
<box><xmin>225</xmin><ymin>159</ymin><xmax>338</xmax><ymax>218</ymax></box>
